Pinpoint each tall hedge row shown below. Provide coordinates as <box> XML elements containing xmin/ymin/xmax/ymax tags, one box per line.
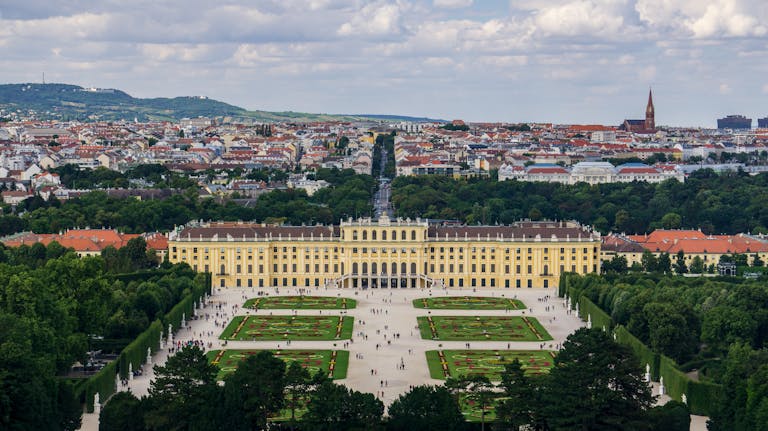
<box><xmin>687</xmin><ymin>380</ymin><xmax>722</xmax><ymax>416</ymax></box>
<box><xmin>81</xmin><ymin>271</ymin><xmax>211</xmax><ymax>413</ymax></box>
<box><xmin>577</xmin><ymin>295</ymin><xmax>614</xmax><ymax>331</ymax></box>
<box><xmin>83</xmin><ymin>358</ymin><xmax>117</xmax><ymax>413</ymax></box>
<box><xmin>614</xmin><ymin>325</ymin><xmax>660</xmax><ymax>380</ymax></box>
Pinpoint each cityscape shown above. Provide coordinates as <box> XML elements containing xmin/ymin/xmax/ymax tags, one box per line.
<box><xmin>1</xmin><ymin>1</ymin><xmax>768</xmax><ymax>431</ymax></box>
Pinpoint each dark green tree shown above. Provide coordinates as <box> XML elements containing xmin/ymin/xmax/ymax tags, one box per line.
<box><xmin>99</xmin><ymin>392</ymin><xmax>145</xmax><ymax>431</ymax></box>
<box><xmin>674</xmin><ymin>250</ymin><xmax>688</xmax><ymax>274</ymax></box>
<box><xmin>540</xmin><ymin>328</ymin><xmax>655</xmax><ymax>430</ymax></box>
<box><xmin>145</xmin><ymin>345</ymin><xmax>218</xmax><ymax>430</ymax></box>
<box><xmin>496</xmin><ymin>359</ymin><xmax>537</xmax><ymax>430</ymax></box>
<box><xmin>302</xmin><ymin>381</ymin><xmax>384</xmax><ymax>431</ymax></box>
<box><xmin>223</xmin><ymin>351</ymin><xmax>286</xmax><ymax>430</ymax></box>
<box><xmin>285</xmin><ymin>360</ymin><xmax>311</xmax><ymax>428</ymax></box>
<box><xmin>387</xmin><ymin>385</ymin><xmax>465</xmax><ymax>431</ymax></box>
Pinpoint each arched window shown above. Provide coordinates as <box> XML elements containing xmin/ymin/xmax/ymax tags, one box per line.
<box><xmin>362</xmin><ymin>230</ymin><xmax>368</xmax><ymax>240</ymax></box>
<box><xmin>382</xmin><ymin>230</ymin><xmax>387</xmax><ymax>240</ymax></box>
<box><xmin>381</xmin><ymin>264</ymin><xmax>387</xmax><ymax>274</ymax></box>
<box><xmin>411</xmin><ymin>262</ymin><xmax>417</xmax><ymax>274</ymax></box>
<box><xmin>543</xmin><ymin>265</ymin><xmax>549</xmax><ymax>275</ymax></box>
<box><xmin>392</xmin><ymin>230</ymin><xmax>397</xmax><ymax>241</ymax></box>
<box><xmin>392</xmin><ymin>262</ymin><xmax>397</xmax><ymax>274</ymax></box>
<box><xmin>353</xmin><ymin>230</ymin><xmax>358</xmax><ymax>240</ymax></box>
<box><xmin>372</xmin><ymin>230</ymin><xmax>377</xmax><ymax>240</ymax></box>
<box><xmin>401</xmin><ymin>262</ymin><xmax>407</xmax><ymax>274</ymax></box>
<box><xmin>362</xmin><ymin>262</ymin><xmax>368</xmax><ymax>274</ymax></box>
<box><xmin>352</xmin><ymin>263</ymin><xmax>358</xmax><ymax>274</ymax></box>
<box><xmin>341</xmin><ymin>262</ymin><xmax>345</xmax><ymax>274</ymax></box>
<box><xmin>411</xmin><ymin>230</ymin><xmax>416</xmax><ymax>240</ymax></box>
<box><xmin>220</xmin><ymin>264</ymin><xmax>225</xmax><ymax>275</ymax></box>
<box><xmin>371</xmin><ymin>262</ymin><xmax>377</xmax><ymax>274</ymax></box>
<box><xmin>401</xmin><ymin>230</ymin><xmax>406</xmax><ymax>240</ymax></box>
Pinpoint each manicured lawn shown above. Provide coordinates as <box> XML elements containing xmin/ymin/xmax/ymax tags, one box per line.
<box><xmin>460</xmin><ymin>393</ymin><xmax>503</xmax><ymax>423</ymax></box>
<box><xmin>244</xmin><ymin>295</ymin><xmax>356</xmax><ymax>310</ymax></box>
<box><xmin>220</xmin><ymin>315</ymin><xmax>354</xmax><ymax>341</ymax></box>
<box><xmin>207</xmin><ymin>349</ymin><xmax>349</xmax><ymax>380</ymax></box>
<box><xmin>425</xmin><ymin>350</ymin><xmax>556</xmax><ymax>380</ymax></box>
<box><xmin>413</xmin><ymin>296</ymin><xmax>525</xmax><ymax>310</ymax></box>
<box><xmin>417</xmin><ymin>316</ymin><xmax>552</xmax><ymax>341</ymax></box>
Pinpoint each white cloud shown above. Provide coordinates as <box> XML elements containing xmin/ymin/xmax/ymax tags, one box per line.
<box><xmin>635</xmin><ymin>0</ymin><xmax>768</xmax><ymax>38</ymax></box>
<box><xmin>337</xmin><ymin>2</ymin><xmax>403</xmax><ymax>37</ymax></box>
<box><xmin>533</xmin><ymin>0</ymin><xmax>628</xmax><ymax>37</ymax></box>
<box><xmin>434</xmin><ymin>0</ymin><xmax>473</xmax><ymax>8</ymax></box>
<box><xmin>719</xmin><ymin>83</ymin><xmax>732</xmax><ymax>94</ymax></box>
<box><xmin>762</xmin><ymin>84</ymin><xmax>768</xmax><ymax>94</ymax></box>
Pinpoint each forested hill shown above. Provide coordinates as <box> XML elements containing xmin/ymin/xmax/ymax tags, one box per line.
<box><xmin>0</xmin><ymin>83</ymin><xmax>382</xmax><ymax>123</ymax></box>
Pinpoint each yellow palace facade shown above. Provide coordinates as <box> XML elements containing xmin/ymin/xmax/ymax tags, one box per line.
<box><xmin>167</xmin><ymin>216</ymin><xmax>601</xmax><ymax>290</ymax></box>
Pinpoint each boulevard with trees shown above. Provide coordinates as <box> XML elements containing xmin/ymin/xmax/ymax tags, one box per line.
<box><xmin>390</xmin><ymin>169</ymin><xmax>768</xmax><ymax>235</ymax></box>
<box><xmin>0</xmin><ymin>239</ymin><xmax>205</xmax><ymax>430</ymax></box>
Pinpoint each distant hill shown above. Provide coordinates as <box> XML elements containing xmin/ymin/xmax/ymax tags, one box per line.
<box><xmin>0</xmin><ymin>83</ymin><xmax>394</xmax><ymax>123</ymax></box>
<box><xmin>349</xmin><ymin>114</ymin><xmax>447</xmax><ymax>123</ymax></box>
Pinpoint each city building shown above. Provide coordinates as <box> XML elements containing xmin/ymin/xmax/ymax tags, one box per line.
<box><xmin>602</xmin><ymin>229</ymin><xmax>768</xmax><ymax>268</ymax></box>
<box><xmin>498</xmin><ymin>161</ymin><xmax>684</xmax><ymax>184</ymax></box>
<box><xmin>758</xmin><ymin>117</ymin><xmax>768</xmax><ymax>129</ymax></box>
<box><xmin>717</xmin><ymin>115</ymin><xmax>752</xmax><ymax>130</ymax></box>
<box><xmin>167</xmin><ymin>216</ymin><xmax>602</xmax><ymax>290</ymax></box>
<box><xmin>1</xmin><ymin>228</ymin><xmax>168</xmax><ymax>258</ymax></box>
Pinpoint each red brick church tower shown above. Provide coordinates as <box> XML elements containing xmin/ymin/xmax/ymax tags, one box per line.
<box><xmin>645</xmin><ymin>88</ymin><xmax>655</xmax><ymax>130</ymax></box>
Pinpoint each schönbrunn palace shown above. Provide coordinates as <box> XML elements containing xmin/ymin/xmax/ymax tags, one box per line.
<box><xmin>167</xmin><ymin>216</ymin><xmax>601</xmax><ymax>290</ymax></box>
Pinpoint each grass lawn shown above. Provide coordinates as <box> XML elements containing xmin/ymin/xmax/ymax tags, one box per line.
<box><xmin>413</xmin><ymin>296</ymin><xmax>525</xmax><ymax>310</ymax></box>
<box><xmin>244</xmin><ymin>295</ymin><xmax>356</xmax><ymax>310</ymax></box>
<box><xmin>220</xmin><ymin>315</ymin><xmax>354</xmax><ymax>341</ymax></box>
<box><xmin>207</xmin><ymin>349</ymin><xmax>349</xmax><ymax>380</ymax></box>
<box><xmin>417</xmin><ymin>316</ymin><xmax>552</xmax><ymax>341</ymax></box>
<box><xmin>425</xmin><ymin>350</ymin><xmax>556</xmax><ymax>380</ymax></box>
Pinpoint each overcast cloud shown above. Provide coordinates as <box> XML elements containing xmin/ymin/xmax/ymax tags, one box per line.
<box><xmin>0</xmin><ymin>0</ymin><xmax>766</xmax><ymax>126</ymax></box>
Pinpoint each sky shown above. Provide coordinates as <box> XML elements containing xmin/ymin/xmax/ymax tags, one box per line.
<box><xmin>0</xmin><ymin>0</ymin><xmax>767</xmax><ymax>127</ymax></box>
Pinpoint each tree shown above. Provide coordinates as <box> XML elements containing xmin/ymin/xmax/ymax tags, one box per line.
<box><xmin>224</xmin><ymin>351</ymin><xmax>286</xmax><ymax>430</ymax></box>
<box><xmin>657</xmin><ymin>252</ymin><xmax>672</xmax><ymax>274</ymax></box>
<box><xmin>99</xmin><ymin>392</ymin><xmax>144</xmax><ymax>431</ymax></box>
<box><xmin>285</xmin><ymin>360</ymin><xmax>311</xmax><ymax>428</ymax></box>
<box><xmin>645</xmin><ymin>401</ymin><xmax>691</xmax><ymax>431</ymax></box>
<box><xmin>689</xmin><ymin>256</ymin><xmax>705</xmax><ymax>274</ymax></box>
<box><xmin>674</xmin><ymin>250</ymin><xmax>688</xmax><ymax>274</ymax></box>
<box><xmin>603</xmin><ymin>255</ymin><xmax>628</xmax><ymax>274</ymax></box>
<box><xmin>302</xmin><ymin>381</ymin><xmax>384</xmax><ymax>431</ymax></box>
<box><xmin>540</xmin><ymin>328</ymin><xmax>655</xmax><ymax>430</ymax></box>
<box><xmin>496</xmin><ymin>359</ymin><xmax>537</xmax><ymax>430</ymax></box>
<box><xmin>387</xmin><ymin>385</ymin><xmax>465</xmax><ymax>431</ymax></box>
<box><xmin>641</xmin><ymin>250</ymin><xmax>658</xmax><ymax>272</ymax></box>
<box><xmin>464</xmin><ymin>375</ymin><xmax>495</xmax><ymax>431</ymax></box>
<box><xmin>145</xmin><ymin>345</ymin><xmax>219</xmax><ymax>430</ymax></box>
<box><xmin>644</xmin><ymin>302</ymin><xmax>699</xmax><ymax>363</ymax></box>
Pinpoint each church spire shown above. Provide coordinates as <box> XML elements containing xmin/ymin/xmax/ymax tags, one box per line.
<box><xmin>645</xmin><ymin>87</ymin><xmax>655</xmax><ymax>130</ymax></box>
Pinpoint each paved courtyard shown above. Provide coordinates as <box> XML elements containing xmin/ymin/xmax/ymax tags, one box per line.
<box><xmin>79</xmin><ymin>286</ymin><xmax>707</xmax><ymax>430</ymax></box>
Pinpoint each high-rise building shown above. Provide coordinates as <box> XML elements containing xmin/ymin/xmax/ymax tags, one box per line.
<box><xmin>758</xmin><ymin>117</ymin><xmax>768</xmax><ymax>129</ymax></box>
<box><xmin>717</xmin><ymin>115</ymin><xmax>752</xmax><ymax>130</ymax></box>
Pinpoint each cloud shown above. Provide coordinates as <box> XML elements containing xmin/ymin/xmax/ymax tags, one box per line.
<box><xmin>635</xmin><ymin>0</ymin><xmax>768</xmax><ymax>38</ymax></box>
<box><xmin>533</xmin><ymin>0</ymin><xmax>629</xmax><ymax>38</ymax></box>
<box><xmin>433</xmin><ymin>0</ymin><xmax>473</xmax><ymax>8</ymax></box>
<box><xmin>337</xmin><ymin>2</ymin><xmax>403</xmax><ymax>37</ymax></box>
<box><xmin>719</xmin><ymin>83</ymin><xmax>732</xmax><ymax>94</ymax></box>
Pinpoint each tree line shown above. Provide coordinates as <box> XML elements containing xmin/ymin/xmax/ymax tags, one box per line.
<box><xmin>566</xmin><ymin>273</ymin><xmax>768</xmax><ymax>430</ymax></box>
<box><xmin>0</xmin><ymin>168</ymin><xmax>375</xmax><ymax>236</ymax></box>
<box><xmin>0</xmin><ymin>239</ymin><xmax>205</xmax><ymax>430</ymax></box>
<box><xmin>101</xmin><ymin>329</ymin><xmax>689</xmax><ymax>431</ymax></box>
<box><xmin>391</xmin><ymin>169</ymin><xmax>768</xmax><ymax>234</ymax></box>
